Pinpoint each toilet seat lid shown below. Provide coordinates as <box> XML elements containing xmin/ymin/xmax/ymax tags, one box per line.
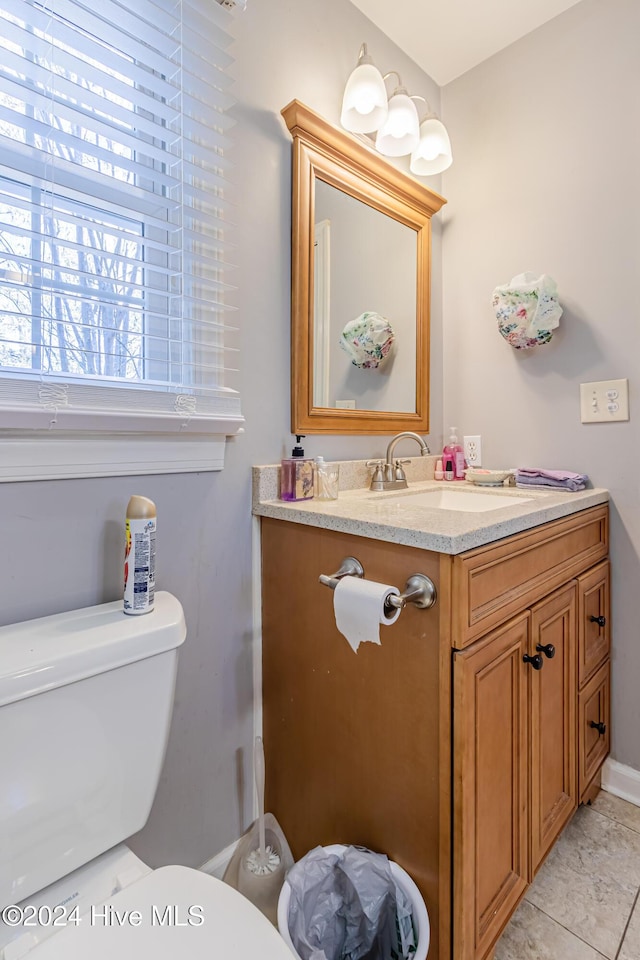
<box><xmin>28</xmin><ymin>865</ymin><xmax>292</xmax><ymax>959</ymax></box>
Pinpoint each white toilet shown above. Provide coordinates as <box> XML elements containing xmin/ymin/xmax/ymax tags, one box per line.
<box><xmin>0</xmin><ymin>592</ymin><xmax>292</xmax><ymax>959</ymax></box>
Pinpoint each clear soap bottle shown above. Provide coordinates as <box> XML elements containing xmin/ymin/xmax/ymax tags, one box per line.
<box><xmin>280</xmin><ymin>435</ymin><xmax>314</xmax><ymax>501</ymax></box>
<box><xmin>314</xmin><ymin>456</ymin><xmax>339</xmax><ymax>500</ymax></box>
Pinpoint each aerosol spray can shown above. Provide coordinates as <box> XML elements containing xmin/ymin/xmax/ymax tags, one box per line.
<box><xmin>123</xmin><ymin>495</ymin><xmax>156</xmax><ymax>615</ymax></box>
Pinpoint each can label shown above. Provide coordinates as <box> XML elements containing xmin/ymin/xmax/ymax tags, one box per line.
<box><xmin>123</xmin><ymin>516</ymin><xmax>156</xmax><ymax>614</ymax></box>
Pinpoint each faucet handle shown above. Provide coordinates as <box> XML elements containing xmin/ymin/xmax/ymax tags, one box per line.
<box><xmin>366</xmin><ymin>459</ymin><xmax>385</xmax><ymax>489</ymax></box>
<box><xmin>394</xmin><ymin>458</ymin><xmax>411</xmax><ymax>481</ymax></box>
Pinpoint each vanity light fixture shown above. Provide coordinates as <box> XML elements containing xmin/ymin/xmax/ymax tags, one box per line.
<box><xmin>410</xmin><ymin>114</ymin><xmax>453</xmax><ymax>176</ymax></box>
<box><xmin>340</xmin><ymin>43</ymin><xmax>388</xmax><ymax>134</ymax></box>
<box><xmin>374</xmin><ymin>74</ymin><xmax>420</xmax><ymax>157</ymax></box>
<box><xmin>340</xmin><ymin>44</ymin><xmax>453</xmax><ymax>176</ymax></box>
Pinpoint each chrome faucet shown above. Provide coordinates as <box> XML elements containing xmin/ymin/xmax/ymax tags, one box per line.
<box><xmin>367</xmin><ymin>432</ymin><xmax>431</xmax><ymax>491</ymax></box>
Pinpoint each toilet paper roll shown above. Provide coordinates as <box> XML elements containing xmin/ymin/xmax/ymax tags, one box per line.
<box><xmin>333</xmin><ymin>577</ymin><xmax>401</xmax><ymax>653</ymax></box>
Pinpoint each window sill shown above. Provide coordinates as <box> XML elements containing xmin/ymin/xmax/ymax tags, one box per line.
<box><xmin>0</xmin><ymin>421</ymin><xmax>244</xmax><ymax>482</ymax></box>
<box><xmin>0</xmin><ymin>383</ymin><xmax>244</xmax><ymax>480</ymax></box>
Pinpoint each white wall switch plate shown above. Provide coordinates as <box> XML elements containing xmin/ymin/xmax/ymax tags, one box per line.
<box><xmin>580</xmin><ymin>378</ymin><xmax>629</xmax><ymax>423</ymax></box>
<box><xmin>463</xmin><ymin>435</ymin><xmax>482</xmax><ymax>467</ymax></box>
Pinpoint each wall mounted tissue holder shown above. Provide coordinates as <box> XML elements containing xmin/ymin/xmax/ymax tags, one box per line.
<box><xmin>319</xmin><ymin>556</ymin><xmax>437</xmax><ymax>616</ymax></box>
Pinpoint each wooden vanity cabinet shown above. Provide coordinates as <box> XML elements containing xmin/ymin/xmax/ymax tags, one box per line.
<box><xmin>260</xmin><ymin>504</ymin><xmax>609</xmax><ymax>960</ymax></box>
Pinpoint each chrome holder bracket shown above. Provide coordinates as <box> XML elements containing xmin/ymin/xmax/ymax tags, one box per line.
<box><xmin>318</xmin><ymin>556</ymin><xmax>365</xmax><ymax>589</ymax></box>
<box><xmin>384</xmin><ymin>574</ymin><xmax>437</xmax><ymax>613</ymax></box>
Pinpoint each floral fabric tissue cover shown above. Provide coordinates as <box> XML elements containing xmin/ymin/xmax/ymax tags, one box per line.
<box><xmin>492</xmin><ymin>272</ymin><xmax>563</xmax><ymax>349</ymax></box>
<box><xmin>339</xmin><ymin>311</ymin><xmax>395</xmax><ymax>369</ymax></box>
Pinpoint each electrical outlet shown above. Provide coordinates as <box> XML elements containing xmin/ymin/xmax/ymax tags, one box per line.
<box><xmin>463</xmin><ymin>435</ymin><xmax>482</xmax><ymax>467</ymax></box>
<box><xmin>580</xmin><ymin>379</ymin><xmax>629</xmax><ymax>423</ymax></box>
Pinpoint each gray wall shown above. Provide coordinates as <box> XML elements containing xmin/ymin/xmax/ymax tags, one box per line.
<box><xmin>0</xmin><ymin>0</ymin><xmax>444</xmax><ymax>868</ymax></box>
<box><xmin>441</xmin><ymin>0</ymin><xmax>639</xmax><ymax>768</ymax></box>
<box><xmin>231</xmin><ymin>0</ymin><xmax>444</xmax><ymax>458</ymax></box>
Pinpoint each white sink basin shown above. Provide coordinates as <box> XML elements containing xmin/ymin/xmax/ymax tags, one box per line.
<box><xmin>375</xmin><ymin>489</ymin><xmax>533</xmax><ymax>513</ymax></box>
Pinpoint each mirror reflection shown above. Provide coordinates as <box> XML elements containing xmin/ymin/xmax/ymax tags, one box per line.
<box><xmin>313</xmin><ymin>179</ymin><xmax>417</xmax><ymax>413</ymax></box>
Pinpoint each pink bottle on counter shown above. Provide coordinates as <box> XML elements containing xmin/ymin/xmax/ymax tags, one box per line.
<box><xmin>443</xmin><ymin>427</ymin><xmax>466</xmax><ymax>480</ymax></box>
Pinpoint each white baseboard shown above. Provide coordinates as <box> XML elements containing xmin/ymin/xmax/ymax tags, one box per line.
<box><xmin>601</xmin><ymin>759</ymin><xmax>640</xmax><ymax>807</ymax></box>
<box><xmin>199</xmin><ymin>838</ymin><xmax>240</xmax><ymax>880</ymax></box>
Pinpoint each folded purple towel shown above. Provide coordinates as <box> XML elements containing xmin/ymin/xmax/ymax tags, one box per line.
<box><xmin>518</xmin><ymin>468</ymin><xmax>586</xmax><ymax>482</ymax></box>
<box><xmin>516</xmin><ymin>477</ymin><xmax>587</xmax><ymax>492</ymax></box>
<box><xmin>515</xmin><ymin>468</ymin><xmax>588</xmax><ymax>492</ymax></box>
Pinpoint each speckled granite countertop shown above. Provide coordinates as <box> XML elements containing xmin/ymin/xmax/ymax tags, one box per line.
<box><xmin>252</xmin><ymin>460</ymin><xmax>609</xmax><ymax>555</ymax></box>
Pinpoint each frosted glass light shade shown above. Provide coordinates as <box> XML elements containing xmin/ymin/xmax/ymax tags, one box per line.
<box><xmin>340</xmin><ymin>63</ymin><xmax>388</xmax><ymax>134</ymax></box>
<box><xmin>410</xmin><ymin>117</ymin><xmax>453</xmax><ymax>176</ymax></box>
<box><xmin>374</xmin><ymin>90</ymin><xmax>419</xmax><ymax>157</ymax></box>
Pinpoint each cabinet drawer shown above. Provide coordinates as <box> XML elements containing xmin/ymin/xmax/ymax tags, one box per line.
<box><xmin>451</xmin><ymin>506</ymin><xmax>608</xmax><ymax>648</ymax></box>
<box><xmin>578</xmin><ymin>561</ymin><xmax>610</xmax><ymax>687</ymax></box>
<box><xmin>579</xmin><ymin>660</ymin><xmax>610</xmax><ymax>800</ymax></box>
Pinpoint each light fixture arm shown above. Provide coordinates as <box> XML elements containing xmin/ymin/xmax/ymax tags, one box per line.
<box><xmin>382</xmin><ymin>70</ymin><xmax>402</xmax><ymax>88</ymax></box>
<box><xmin>417</xmin><ymin>102</ymin><xmax>442</xmax><ymax>122</ymax></box>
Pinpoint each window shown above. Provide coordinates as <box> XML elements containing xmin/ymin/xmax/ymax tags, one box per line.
<box><xmin>0</xmin><ymin>0</ymin><xmax>243</xmax><ymax>478</ymax></box>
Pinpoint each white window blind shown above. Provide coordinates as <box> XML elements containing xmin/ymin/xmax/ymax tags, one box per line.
<box><xmin>0</xmin><ymin>0</ymin><xmax>243</xmax><ymax>441</ymax></box>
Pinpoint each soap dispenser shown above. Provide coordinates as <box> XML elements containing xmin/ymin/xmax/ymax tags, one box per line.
<box><xmin>280</xmin><ymin>436</ymin><xmax>314</xmax><ymax>501</ymax></box>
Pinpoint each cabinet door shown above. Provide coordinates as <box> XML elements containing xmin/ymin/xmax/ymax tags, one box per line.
<box><xmin>453</xmin><ymin>614</ymin><xmax>529</xmax><ymax>960</ymax></box>
<box><xmin>579</xmin><ymin>659</ymin><xmax>610</xmax><ymax>799</ymax></box>
<box><xmin>578</xmin><ymin>561</ymin><xmax>610</xmax><ymax>687</ymax></box>
<box><xmin>529</xmin><ymin>584</ymin><xmax>578</xmax><ymax>875</ymax></box>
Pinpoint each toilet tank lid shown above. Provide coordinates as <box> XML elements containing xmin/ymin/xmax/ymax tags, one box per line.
<box><xmin>0</xmin><ymin>592</ymin><xmax>186</xmax><ymax>707</ymax></box>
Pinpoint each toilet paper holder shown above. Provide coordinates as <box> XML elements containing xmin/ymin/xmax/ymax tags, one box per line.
<box><xmin>319</xmin><ymin>557</ymin><xmax>437</xmax><ymax>613</ymax></box>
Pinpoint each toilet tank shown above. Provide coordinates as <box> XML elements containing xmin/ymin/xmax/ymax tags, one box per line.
<box><xmin>0</xmin><ymin>592</ymin><xmax>186</xmax><ymax>907</ymax></box>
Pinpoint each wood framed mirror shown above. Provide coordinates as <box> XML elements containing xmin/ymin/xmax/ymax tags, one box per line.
<box><xmin>282</xmin><ymin>100</ymin><xmax>446</xmax><ymax>435</ymax></box>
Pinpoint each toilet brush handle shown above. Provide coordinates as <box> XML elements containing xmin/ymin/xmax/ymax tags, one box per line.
<box><xmin>255</xmin><ymin>736</ymin><xmax>266</xmax><ymax>856</ymax></box>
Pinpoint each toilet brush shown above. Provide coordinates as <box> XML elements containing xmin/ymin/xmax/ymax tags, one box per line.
<box><xmin>222</xmin><ymin>736</ymin><xmax>294</xmax><ymax>925</ymax></box>
<box><xmin>244</xmin><ymin>736</ymin><xmax>280</xmax><ymax>876</ymax></box>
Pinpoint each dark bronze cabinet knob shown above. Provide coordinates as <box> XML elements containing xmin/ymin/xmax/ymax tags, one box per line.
<box><xmin>536</xmin><ymin>643</ymin><xmax>556</xmax><ymax>659</ymax></box>
<box><xmin>589</xmin><ymin>615</ymin><xmax>606</xmax><ymax>627</ymax></box>
<box><xmin>523</xmin><ymin>653</ymin><xmax>544</xmax><ymax>671</ymax></box>
<box><xmin>590</xmin><ymin>720</ymin><xmax>606</xmax><ymax>736</ymax></box>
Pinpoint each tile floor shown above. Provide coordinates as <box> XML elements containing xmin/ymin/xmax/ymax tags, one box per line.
<box><xmin>495</xmin><ymin>791</ymin><xmax>640</xmax><ymax>959</ymax></box>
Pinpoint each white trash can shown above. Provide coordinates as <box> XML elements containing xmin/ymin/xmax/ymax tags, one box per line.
<box><xmin>277</xmin><ymin>843</ymin><xmax>430</xmax><ymax>960</ymax></box>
